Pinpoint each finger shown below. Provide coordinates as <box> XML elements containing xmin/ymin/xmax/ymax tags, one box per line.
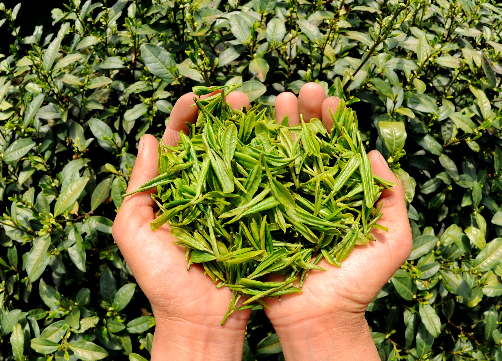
<box><xmin>275</xmin><ymin>92</ymin><xmax>300</xmax><ymax>126</ymax></box>
<box><xmin>321</xmin><ymin>96</ymin><xmax>341</xmax><ymax>133</ymax></box>
<box><xmin>120</xmin><ymin>135</ymin><xmax>159</xmax><ymax>222</ymax></box>
<box><xmin>162</xmin><ymin>91</ymin><xmax>222</xmax><ymax>146</ymax></box>
<box><xmin>368</xmin><ymin>150</ymin><xmax>412</xmax><ymax>250</ymax></box>
<box><xmin>299</xmin><ymin>82</ymin><xmax>326</xmax><ymax>122</ymax></box>
<box><xmin>367</xmin><ymin>150</ymin><xmax>405</xmax><ymax>212</ymax></box>
<box><xmin>226</xmin><ymin>91</ymin><xmax>250</xmax><ymax>111</ymax></box>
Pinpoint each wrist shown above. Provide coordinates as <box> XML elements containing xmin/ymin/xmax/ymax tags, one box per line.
<box><xmin>151</xmin><ymin>313</ymin><xmax>248</xmax><ymax>361</ymax></box>
<box><xmin>273</xmin><ymin>311</ymin><xmax>379</xmax><ymax>361</ymax></box>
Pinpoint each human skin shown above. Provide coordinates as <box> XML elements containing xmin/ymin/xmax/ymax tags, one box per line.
<box><xmin>112</xmin><ymin>82</ymin><xmax>413</xmax><ymax>361</ymax></box>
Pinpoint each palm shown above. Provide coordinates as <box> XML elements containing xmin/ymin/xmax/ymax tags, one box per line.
<box><xmin>265</xmin><ymin>217</ymin><xmax>411</xmax><ymax>327</ymax></box>
<box><xmin>117</xmin><ymin>217</ymin><xmax>249</xmax><ymax>328</ymax></box>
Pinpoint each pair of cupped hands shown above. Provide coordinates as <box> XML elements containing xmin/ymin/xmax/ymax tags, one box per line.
<box><xmin>112</xmin><ymin>83</ymin><xmax>413</xmax><ymax>360</ymax></box>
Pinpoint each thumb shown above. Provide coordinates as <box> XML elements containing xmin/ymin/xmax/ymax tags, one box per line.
<box><xmin>120</xmin><ymin>135</ymin><xmax>159</xmax><ymax>220</ymax></box>
<box><xmin>367</xmin><ymin>150</ymin><xmax>412</xmax><ymax>258</ymax></box>
<box><xmin>367</xmin><ymin>150</ymin><xmax>406</xmax><ymax>215</ymax></box>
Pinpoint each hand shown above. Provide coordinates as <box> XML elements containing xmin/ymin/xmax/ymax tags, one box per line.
<box><xmin>265</xmin><ymin>83</ymin><xmax>413</xmax><ymax>360</ymax></box>
<box><xmin>112</xmin><ymin>91</ymin><xmax>251</xmax><ymax>361</ymax></box>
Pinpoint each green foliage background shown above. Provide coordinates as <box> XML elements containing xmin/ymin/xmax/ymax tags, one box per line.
<box><xmin>1</xmin><ymin>0</ymin><xmax>502</xmax><ymax>359</ymax></box>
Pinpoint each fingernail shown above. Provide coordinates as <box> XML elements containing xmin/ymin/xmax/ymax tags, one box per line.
<box><xmin>138</xmin><ymin>136</ymin><xmax>146</xmax><ymax>155</ymax></box>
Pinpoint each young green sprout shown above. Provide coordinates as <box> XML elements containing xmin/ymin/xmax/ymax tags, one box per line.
<box><xmin>126</xmin><ymin>85</ymin><xmax>395</xmax><ymax>324</ymax></box>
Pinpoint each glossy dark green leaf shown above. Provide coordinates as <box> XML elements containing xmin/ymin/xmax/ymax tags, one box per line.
<box><xmin>416</xmin><ymin>323</ymin><xmax>434</xmax><ymax>357</ymax></box>
<box><xmin>10</xmin><ymin>322</ymin><xmax>24</xmax><ymax>360</ymax></box>
<box><xmin>419</xmin><ymin>303</ymin><xmax>441</xmax><ymax>338</ymax></box>
<box><xmin>100</xmin><ymin>267</ymin><xmax>117</xmax><ymax>304</ymax></box>
<box><xmin>372</xmin><ymin>78</ymin><xmax>394</xmax><ymax>100</ymax></box>
<box><xmin>26</xmin><ymin>234</ymin><xmax>51</xmax><ymax>282</ymax></box>
<box><xmin>413</xmin><ymin>135</ymin><xmax>443</xmax><ymax>155</ymax></box>
<box><xmin>91</xmin><ymin>177</ymin><xmax>112</xmax><ymax>211</ymax></box>
<box><xmin>408</xmin><ymin>235</ymin><xmax>438</xmax><ymax>260</ymax></box>
<box><xmin>473</xmin><ymin>238</ymin><xmax>502</xmax><ymax>272</ymax></box>
<box><xmin>23</xmin><ymin>93</ymin><xmax>45</xmax><ymax>127</ymax></box>
<box><xmin>439</xmin><ymin>269</ymin><xmax>471</xmax><ymax>299</ymax></box>
<box><xmin>140</xmin><ymin>44</ymin><xmax>176</xmax><ymax>82</ymax></box>
<box><xmin>54</xmin><ymin>177</ymin><xmax>89</xmax><ymax>216</ymax></box>
<box><xmin>1</xmin><ymin>309</ymin><xmax>22</xmax><ymax>336</ymax></box>
<box><xmin>465</xmin><ymin>226</ymin><xmax>485</xmax><ymax>250</ymax></box>
<box><xmin>229</xmin><ymin>14</ymin><xmax>251</xmax><ymax>43</ymax></box>
<box><xmin>421</xmin><ymin>178</ymin><xmax>441</xmax><ymax>194</ymax></box>
<box><xmin>297</xmin><ymin>19</ymin><xmax>322</xmax><ymax>43</ymax></box>
<box><xmin>482</xmin><ymin>55</ymin><xmax>496</xmax><ymax>88</ymax></box>
<box><xmin>484</xmin><ymin>307</ymin><xmax>497</xmax><ymax>341</ymax></box>
<box><xmin>127</xmin><ymin>316</ymin><xmax>155</xmax><ymax>333</ymax></box>
<box><xmin>256</xmin><ymin>333</ymin><xmax>282</xmax><ymax>356</ymax></box>
<box><xmin>31</xmin><ymin>338</ymin><xmax>60</xmax><ymax>354</ymax></box>
<box><xmin>266</xmin><ymin>18</ymin><xmax>286</xmax><ymax>43</ymax></box>
<box><xmin>4</xmin><ymin>139</ymin><xmax>36</xmax><ymax>162</ymax></box>
<box><xmin>249</xmin><ymin>58</ymin><xmax>269</xmax><ymax>82</ymax></box>
<box><xmin>69</xmin><ymin>341</ymin><xmax>109</xmax><ymax>360</ymax></box>
<box><xmin>65</xmin><ymin>307</ymin><xmax>80</xmax><ymax>329</ymax></box>
<box><xmin>112</xmin><ymin>283</ymin><xmax>136</xmax><ymax>311</ymax></box>
<box><xmin>68</xmin><ymin>226</ymin><xmax>86</xmax><ymax>272</ymax></box>
<box><xmin>438</xmin><ymin>154</ymin><xmax>458</xmax><ymax>180</ymax></box>
<box><xmin>391</xmin><ymin>269</ymin><xmax>416</xmax><ymax>301</ymax></box>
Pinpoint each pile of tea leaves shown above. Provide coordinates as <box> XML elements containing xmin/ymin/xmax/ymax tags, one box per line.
<box><xmin>126</xmin><ymin>85</ymin><xmax>395</xmax><ymax>324</ymax></box>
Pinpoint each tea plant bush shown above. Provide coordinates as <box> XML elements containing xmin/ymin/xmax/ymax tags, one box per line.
<box><xmin>0</xmin><ymin>0</ymin><xmax>501</xmax><ymax>359</ymax></box>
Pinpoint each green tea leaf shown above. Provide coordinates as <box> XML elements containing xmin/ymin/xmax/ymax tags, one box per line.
<box><xmin>26</xmin><ymin>234</ymin><xmax>51</xmax><ymax>282</ymax></box>
<box><xmin>256</xmin><ymin>334</ymin><xmax>282</xmax><ymax>356</ymax></box>
<box><xmin>266</xmin><ymin>18</ymin><xmax>286</xmax><ymax>43</ymax></box>
<box><xmin>69</xmin><ymin>341</ymin><xmax>109</xmax><ymax>360</ymax></box>
<box><xmin>31</xmin><ymin>338</ymin><xmax>60</xmax><ymax>354</ymax></box>
<box><xmin>91</xmin><ymin>177</ymin><xmax>112</xmax><ymax>211</ymax></box>
<box><xmin>140</xmin><ymin>44</ymin><xmax>176</xmax><ymax>82</ymax></box>
<box><xmin>249</xmin><ymin>58</ymin><xmax>269</xmax><ymax>82</ymax></box>
<box><xmin>379</xmin><ymin>121</ymin><xmax>407</xmax><ymax>155</ymax></box>
<box><xmin>439</xmin><ymin>269</ymin><xmax>471</xmax><ymax>299</ymax></box>
<box><xmin>10</xmin><ymin>323</ymin><xmax>24</xmax><ymax>360</ymax></box>
<box><xmin>112</xmin><ymin>283</ymin><xmax>136</xmax><ymax>311</ymax></box>
<box><xmin>54</xmin><ymin>177</ymin><xmax>89</xmax><ymax>216</ymax></box>
<box><xmin>4</xmin><ymin>139</ymin><xmax>36</xmax><ymax>162</ymax></box>
<box><xmin>419</xmin><ymin>303</ymin><xmax>441</xmax><ymax>338</ymax></box>
<box><xmin>472</xmin><ymin>238</ymin><xmax>502</xmax><ymax>272</ymax></box>
<box><xmin>297</xmin><ymin>19</ymin><xmax>322</xmax><ymax>43</ymax></box>
<box><xmin>229</xmin><ymin>14</ymin><xmax>251</xmax><ymax>43</ymax></box>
